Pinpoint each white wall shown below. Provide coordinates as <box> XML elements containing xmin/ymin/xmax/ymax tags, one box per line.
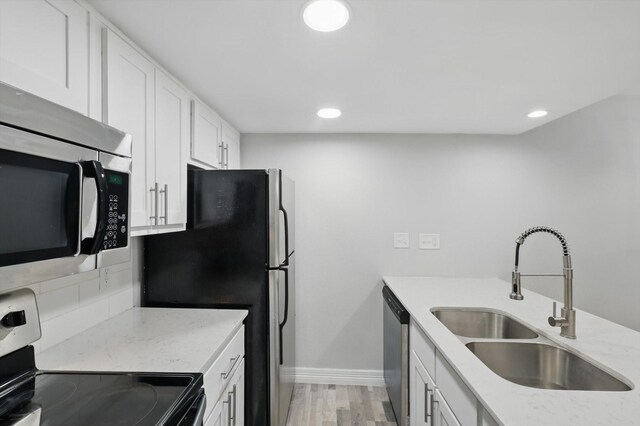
<box><xmin>241</xmin><ymin>95</ymin><xmax>640</xmax><ymax>372</ymax></box>
<box><xmin>0</xmin><ymin>238</ymin><xmax>144</xmax><ymax>354</ymax></box>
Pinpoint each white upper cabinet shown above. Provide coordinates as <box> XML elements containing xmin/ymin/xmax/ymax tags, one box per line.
<box><xmin>0</xmin><ymin>0</ymin><xmax>89</xmax><ymax>114</ymax></box>
<box><xmin>103</xmin><ymin>28</ymin><xmax>189</xmax><ymax>235</ymax></box>
<box><xmin>154</xmin><ymin>69</ymin><xmax>188</xmax><ymax>227</ymax></box>
<box><xmin>191</xmin><ymin>99</ymin><xmax>223</xmax><ymax>169</ymax></box>
<box><xmin>222</xmin><ymin>122</ymin><xmax>241</xmax><ymax>170</ymax></box>
<box><xmin>102</xmin><ymin>28</ymin><xmax>155</xmax><ymax>230</ymax></box>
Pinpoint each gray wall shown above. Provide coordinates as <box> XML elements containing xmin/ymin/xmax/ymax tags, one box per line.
<box><xmin>241</xmin><ymin>96</ymin><xmax>640</xmax><ymax>371</ymax></box>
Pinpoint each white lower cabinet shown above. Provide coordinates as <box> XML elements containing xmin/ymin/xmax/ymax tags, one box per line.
<box><xmin>410</xmin><ymin>321</ymin><xmax>484</xmax><ymax>426</ymax></box>
<box><xmin>411</xmin><ymin>350</ymin><xmax>460</xmax><ymax>426</ymax></box>
<box><xmin>206</xmin><ymin>359</ymin><xmax>245</xmax><ymax>426</ymax></box>
<box><xmin>432</xmin><ymin>389</ymin><xmax>461</xmax><ymax>426</ymax></box>
<box><xmin>203</xmin><ymin>327</ymin><xmax>245</xmax><ymax>426</ymax></box>
<box><xmin>410</xmin><ymin>351</ymin><xmax>436</xmax><ymax>426</ymax></box>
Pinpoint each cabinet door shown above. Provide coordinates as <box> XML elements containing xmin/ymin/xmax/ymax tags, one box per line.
<box><xmin>191</xmin><ymin>99</ymin><xmax>222</xmax><ymax>169</ymax></box>
<box><xmin>433</xmin><ymin>389</ymin><xmax>462</xmax><ymax>426</ymax></box>
<box><xmin>103</xmin><ymin>29</ymin><xmax>156</xmax><ymax>228</ymax></box>
<box><xmin>230</xmin><ymin>359</ymin><xmax>245</xmax><ymax>426</ymax></box>
<box><xmin>410</xmin><ymin>351</ymin><xmax>437</xmax><ymax>426</ymax></box>
<box><xmin>205</xmin><ymin>397</ymin><xmax>225</xmax><ymax>426</ymax></box>
<box><xmin>0</xmin><ymin>0</ymin><xmax>88</xmax><ymax>114</ymax></box>
<box><xmin>154</xmin><ymin>70</ymin><xmax>188</xmax><ymax>227</ymax></box>
<box><xmin>222</xmin><ymin>123</ymin><xmax>241</xmax><ymax>169</ymax></box>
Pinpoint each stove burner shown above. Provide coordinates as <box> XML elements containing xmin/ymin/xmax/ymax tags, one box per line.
<box><xmin>32</xmin><ymin>376</ymin><xmax>77</xmax><ymax>411</ymax></box>
<box><xmin>72</xmin><ymin>383</ymin><xmax>159</xmax><ymax>426</ymax></box>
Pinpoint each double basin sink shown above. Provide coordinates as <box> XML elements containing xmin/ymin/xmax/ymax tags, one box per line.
<box><xmin>432</xmin><ymin>308</ymin><xmax>631</xmax><ymax>391</ymax></box>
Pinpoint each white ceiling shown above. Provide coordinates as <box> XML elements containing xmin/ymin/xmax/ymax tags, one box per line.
<box><xmin>87</xmin><ymin>0</ymin><xmax>640</xmax><ymax>134</ymax></box>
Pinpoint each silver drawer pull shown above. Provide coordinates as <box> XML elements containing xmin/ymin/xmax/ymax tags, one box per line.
<box><xmin>159</xmin><ymin>184</ymin><xmax>168</xmax><ymax>223</ymax></box>
<box><xmin>230</xmin><ymin>384</ymin><xmax>237</xmax><ymax>425</ymax></box>
<box><xmin>223</xmin><ymin>393</ymin><xmax>232</xmax><ymax>426</ymax></box>
<box><xmin>425</xmin><ymin>383</ymin><xmax>433</xmax><ymax>422</ymax></box>
<box><xmin>432</xmin><ymin>394</ymin><xmax>440</xmax><ymax>426</ymax></box>
<box><xmin>220</xmin><ymin>355</ymin><xmax>241</xmax><ymax>379</ymax></box>
<box><xmin>149</xmin><ymin>183</ymin><xmax>159</xmax><ymax>224</ymax></box>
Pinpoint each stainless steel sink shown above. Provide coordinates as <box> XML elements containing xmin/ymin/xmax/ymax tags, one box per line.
<box><xmin>466</xmin><ymin>341</ymin><xmax>631</xmax><ymax>391</ymax></box>
<box><xmin>432</xmin><ymin>308</ymin><xmax>538</xmax><ymax>339</ymax></box>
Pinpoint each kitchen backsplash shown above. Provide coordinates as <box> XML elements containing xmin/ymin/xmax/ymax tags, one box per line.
<box><xmin>1</xmin><ymin>238</ymin><xmax>144</xmax><ymax>354</ymax></box>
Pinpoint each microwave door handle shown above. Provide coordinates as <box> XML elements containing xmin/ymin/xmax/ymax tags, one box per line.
<box><xmin>72</xmin><ymin>162</ymin><xmax>83</xmax><ymax>256</ymax></box>
<box><xmin>278</xmin><ymin>267</ymin><xmax>289</xmax><ymax>365</ymax></box>
<box><xmin>80</xmin><ymin>160</ymin><xmax>109</xmax><ymax>255</ymax></box>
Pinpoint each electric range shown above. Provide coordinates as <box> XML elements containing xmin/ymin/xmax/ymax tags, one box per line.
<box><xmin>0</xmin><ymin>289</ymin><xmax>206</xmax><ymax>426</ymax></box>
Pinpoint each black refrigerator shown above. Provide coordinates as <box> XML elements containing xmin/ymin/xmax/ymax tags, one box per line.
<box><xmin>143</xmin><ymin>169</ymin><xmax>295</xmax><ymax>426</ymax></box>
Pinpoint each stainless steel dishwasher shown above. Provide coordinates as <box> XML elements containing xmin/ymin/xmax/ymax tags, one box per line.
<box><xmin>383</xmin><ymin>285</ymin><xmax>409</xmax><ymax>426</ymax></box>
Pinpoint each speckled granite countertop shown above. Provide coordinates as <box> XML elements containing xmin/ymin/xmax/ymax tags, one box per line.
<box><xmin>37</xmin><ymin>307</ymin><xmax>247</xmax><ymax>374</ymax></box>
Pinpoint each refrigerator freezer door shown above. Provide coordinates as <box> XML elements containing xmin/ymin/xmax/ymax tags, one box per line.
<box><xmin>268</xmin><ymin>169</ymin><xmax>295</xmax><ymax>268</ymax></box>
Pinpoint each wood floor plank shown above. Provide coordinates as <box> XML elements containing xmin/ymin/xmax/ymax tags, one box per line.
<box><xmin>286</xmin><ymin>383</ymin><xmax>397</xmax><ymax>426</ymax></box>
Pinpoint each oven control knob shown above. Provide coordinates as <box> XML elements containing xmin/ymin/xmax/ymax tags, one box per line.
<box><xmin>1</xmin><ymin>310</ymin><xmax>26</xmax><ymax>328</ymax></box>
<box><xmin>121</xmin><ymin>226</ymin><xmax>126</xmax><ymax>233</ymax></box>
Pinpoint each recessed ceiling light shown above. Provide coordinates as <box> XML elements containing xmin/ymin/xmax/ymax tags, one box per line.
<box><xmin>317</xmin><ymin>108</ymin><xmax>341</xmax><ymax>118</ymax></box>
<box><xmin>527</xmin><ymin>110</ymin><xmax>548</xmax><ymax>118</ymax></box>
<box><xmin>303</xmin><ymin>0</ymin><xmax>350</xmax><ymax>32</ymax></box>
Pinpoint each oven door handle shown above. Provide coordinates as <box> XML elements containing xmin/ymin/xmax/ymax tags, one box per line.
<box><xmin>191</xmin><ymin>392</ymin><xmax>207</xmax><ymax>426</ymax></box>
<box><xmin>80</xmin><ymin>160</ymin><xmax>109</xmax><ymax>255</ymax></box>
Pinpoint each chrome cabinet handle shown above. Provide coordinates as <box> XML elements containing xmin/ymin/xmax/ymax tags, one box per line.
<box><xmin>218</xmin><ymin>142</ymin><xmax>224</xmax><ymax>168</ymax></box>
<box><xmin>431</xmin><ymin>393</ymin><xmax>440</xmax><ymax>426</ymax></box>
<box><xmin>223</xmin><ymin>143</ymin><xmax>229</xmax><ymax>169</ymax></box>
<box><xmin>230</xmin><ymin>384</ymin><xmax>237</xmax><ymax>425</ymax></box>
<box><xmin>159</xmin><ymin>184</ymin><xmax>168</xmax><ymax>224</ymax></box>
<box><xmin>223</xmin><ymin>393</ymin><xmax>232</xmax><ymax>426</ymax></box>
<box><xmin>425</xmin><ymin>383</ymin><xmax>433</xmax><ymax>422</ymax></box>
<box><xmin>149</xmin><ymin>183</ymin><xmax>159</xmax><ymax>224</ymax></box>
<box><xmin>220</xmin><ymin>355</ymin><xmax>241</xmax><ymax>380</ymax></box>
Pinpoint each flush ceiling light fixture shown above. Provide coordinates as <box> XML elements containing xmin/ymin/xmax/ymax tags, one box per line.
<box><xmin>527</xmin><ymin>110</ymin><xmax>548</xmax><ymax>118</ymax></box>
<box><xmin>303</xmin><ymin>0</ymin><xmax>350</xmax><ymax>32</ymax></box>
<box><xmin>317</xmin><ymin>108</ymin><xmax>342</xmax><ymax>118</ymax></box>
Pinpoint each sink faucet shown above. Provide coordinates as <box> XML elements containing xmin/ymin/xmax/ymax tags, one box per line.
<box><xmin>510</xmin><ymin>226</ymin><xmax>576</xmax><ymax>339</ymax></box>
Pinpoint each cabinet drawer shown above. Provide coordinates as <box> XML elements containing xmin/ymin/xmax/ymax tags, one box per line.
<box><xmin>410</xmin><ymin>320</ymin><xmax>436</xmax><ymax>379</ymax></box>
<box><xmin>203</xmin><ymin>326</ymin><xmax>245</xmax><ymax>420</ymax></box>
<box><xmin>435</xmin><ymin>352</ymin><xmax>477</xmax><ymax>426</ymax></box>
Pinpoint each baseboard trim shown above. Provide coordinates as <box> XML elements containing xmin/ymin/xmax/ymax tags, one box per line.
<box><xmin>294</xmin><ymin>367</ymin><xmax>385</xmax><ymax>387</ymax></box>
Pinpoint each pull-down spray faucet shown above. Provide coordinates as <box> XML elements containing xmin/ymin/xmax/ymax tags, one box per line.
<box><xmin>510</xmin><ymin>226</ymin><xmax>576</xmax><ymax>339</ymax></box>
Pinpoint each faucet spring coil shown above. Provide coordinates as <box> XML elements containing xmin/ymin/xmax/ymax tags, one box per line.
<box><xmin>516</xmin><ymin>226</ymin><xmax>570</xmax><ymax>256</ymax></box>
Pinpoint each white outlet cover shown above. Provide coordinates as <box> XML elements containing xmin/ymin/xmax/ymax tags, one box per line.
<box><xmin>419</xmin><ymin>233</ymin><xmax>440</xmax><ymax>250</ymax></box>
<box><xmin>393</xmin><ymin>232</ymin><xmax>410</xmax><ymax>249</ymax></box>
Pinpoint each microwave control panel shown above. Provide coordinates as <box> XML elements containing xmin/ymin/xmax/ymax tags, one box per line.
<box><xmin>103</xmin><ymin>170</ymin><xmax>129</xmax><ymax>250</ymax></box>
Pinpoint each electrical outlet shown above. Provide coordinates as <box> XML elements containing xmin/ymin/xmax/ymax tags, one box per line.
<box><xmin>419</xmin><ymin>233</ymin><xmax>440</xmax><ymax>250</ymax></box>
<box><xmin>393</xmin><ymin>232</ymin><xmax>410</xmax><ymax>249</ymax></box>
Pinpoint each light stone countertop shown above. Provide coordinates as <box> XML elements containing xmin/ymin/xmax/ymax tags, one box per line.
<box><xmin>37</xmin><ymin>307</ymin><xmax>248</xmax><ymax>374</ymax></box>
<box><xmin>383</xmin><ymin>276</ymin><xmax>640</xmax><ymax>426</ymax></box>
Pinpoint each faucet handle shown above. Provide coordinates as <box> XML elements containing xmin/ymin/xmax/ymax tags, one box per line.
<box><xmin>552</xmin><ymin>301</ymin><xmax>557</xmax><ymax>317</ymax></box>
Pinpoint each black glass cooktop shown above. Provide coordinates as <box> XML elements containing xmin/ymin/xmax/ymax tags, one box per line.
<box><xmin>0</xmin><ymin>347</ymin><xmax>203</xmax><ymax>426</ymax></box>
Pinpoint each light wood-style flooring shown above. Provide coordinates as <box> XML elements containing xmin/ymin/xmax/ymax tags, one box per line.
<box><xmin>286</xmin><ymin>384</ymin><xmax>398</xmax><ymax>426</ymax></box>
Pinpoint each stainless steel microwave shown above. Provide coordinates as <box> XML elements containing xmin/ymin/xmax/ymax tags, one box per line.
<box><xmin>0</xmin><ymin>82</ymin><xmax>132</xmax><ymax>288</ymax></box>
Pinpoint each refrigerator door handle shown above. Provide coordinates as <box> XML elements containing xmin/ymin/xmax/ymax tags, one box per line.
<box><xmin>279</xmin><ymin>266</ymin><xmax>289</xmax><ymax>365</ymax></box>
<box><xmin>279</xmin><ymin>170</ymin><xmax>290</xmax><ymax>267</ymax></box>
